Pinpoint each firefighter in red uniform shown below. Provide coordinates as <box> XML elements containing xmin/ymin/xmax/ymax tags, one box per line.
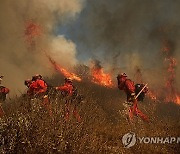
<box><xmin>0</xmin><ymin>76</ymin><xmax>10</xmax><ymax>117</ymax></box>
<box><xmin>56</xmin><ymin>78</ymin><xmax>81</xmax><ymax>122</ymax></box>
<box><xmin>25</xmin><ymin>74</ymin><xmax>52</xmax><ymax>116</ymax></box>
<box><xmin>117</xmin><ymin>73</ymin><xmax>149</xmax><ymax>122</ymax></box>
<box><xmin>28</xmin><ymin>74</ymin><xmax>47</xmax><ymax>96</ymax></box>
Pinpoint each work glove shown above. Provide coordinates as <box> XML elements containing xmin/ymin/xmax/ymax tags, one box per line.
<box><xmin>129</xmin><ymin>92</ymin><xmax>136</xmax><ymax>101</ymax></box>
<box><xmin>131</xmin><ymin>92</ymin><xmax>136</xmax><ymax>97</ymax></box>
<box><xmin>124</xmin><ymin>101</ymin><xmax>133</xmax><ymax>107</ymax></box>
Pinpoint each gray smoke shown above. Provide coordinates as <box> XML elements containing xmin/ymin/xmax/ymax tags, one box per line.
<box><xmin>67</xmin><ymin>0</ymin><xmax>180</xmax><ymax>89</ymax></box>
<box><xmin>0</xmin><ymin>0</ymin><xmax>84</xmax><ymax>95</ymax></box>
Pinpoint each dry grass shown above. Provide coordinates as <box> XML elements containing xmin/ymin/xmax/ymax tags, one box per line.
<box><xmin>0</xmin><ymin>75</ymin><xmax>180</xmax><ymax>154</ymax></box>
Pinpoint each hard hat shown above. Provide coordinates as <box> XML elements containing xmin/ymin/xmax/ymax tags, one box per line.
<box><xmin>32</xmin><ymin>74</ymin><xmax>42</xmax><ymax>81</ymax></box>
<box><xmin>64</xmin><ymin>78</ymin><xmax>72</xmax><ymax>83</ymax></box>
<box><xmin>35</xmin><ymin>74</ymin><xmax>42</xmax><ymax>78</ymax></box>
<box><xmin>24</xmin><ymin>79</ymin><xmax>32</xmax><ymax>86</ymax></box>
<box><xmin>117</xmin><ymin>73</ymin><xmax>127</xmax><ymax>78</ymax></box>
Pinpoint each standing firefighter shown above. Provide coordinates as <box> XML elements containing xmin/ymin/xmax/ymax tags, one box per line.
<box><xmin>56</xmin><ymin>78</ymin><xmax>81</xmax><ymax>122</ymax></box>
<box><xmin>0</xmin><ymin>76</ymin><xmax>10</xmax><ymax>117</ymax></box>
<box><xmin>25</xmin><ymin>74</ymin><xmax>52</xmax><ymax>116</ymax></box>
<box><xmin>117</xmin><ymin>73</ymin><xmax>149</xmax><ymax>122</ymax></box>
<box><xmin>29</xmin><ymin>74</ymin><xmax>47</xmax><ymax>96</ymax></box>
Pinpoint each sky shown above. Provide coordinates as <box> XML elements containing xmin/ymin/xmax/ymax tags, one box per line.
<box><xmin>57</xmin><ymin>0</ymin><xmax>180</xmax><ymax>67</ymax></box>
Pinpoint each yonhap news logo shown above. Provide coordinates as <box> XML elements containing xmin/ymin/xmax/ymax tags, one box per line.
<box><xmin>122</xmin><ymin>132</ymin><xmax>136</xmax><ymax>148</ymax></box>
<box><xmin>122</xmin><ymin>132</ymin><xmax>180</xmax><ymax>148</ymax></box>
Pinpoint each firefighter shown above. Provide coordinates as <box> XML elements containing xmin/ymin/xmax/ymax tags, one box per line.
<box><xmin>117</xmin><ymin>73</ymin><xmax>149</xmax><ymax>122</ymax></box>
<box><xmin>56</xmin><ymin>78</ymin><xmax>81</xmax><ymax>122</ymax></box>
<box><xmin>0</xmin><ymin>86</ymin><xmax>9</xmax><ymax>101</ymax></box>
<box><xmin>0</xmin><ymin>76</ymin><xmax>10</xmax><ymax>117</ymax></box>
<box><xmin>0</xmin><ymin>76</ymin><xmax>10</xmax><ymax>101</ymax></box>
<box><xmin>29</xmin><ymin>74</ymin><xmax>47</xmax><ymax>96</ymax></box>
<box><xmin>25</xmin><ymin>74</ymin><xmax>52</xmax><ymax>116</ymax></box>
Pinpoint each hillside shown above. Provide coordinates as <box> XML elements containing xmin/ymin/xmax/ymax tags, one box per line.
<box><xmin>0</xmin><ymin>76</ymin><xmax>180</xmax><ymax>154</ymax></box>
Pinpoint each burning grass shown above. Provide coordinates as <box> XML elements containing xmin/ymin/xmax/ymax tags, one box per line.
<box><xmin>47</xmin><ymin>55</ymin><xmax>82</xmax><ymax>82</ymax></box>
<box><xmin>91</xmin><ymin>68</ymin><xmax>114</xmax><ymax>88</ymax></box>
<box><xmin>161</xmin><ymin>40</ymin><xmax>180</xmax><ymax>105</ymax></box>
<box><xmin>90</xmin><ymin>60</ymin><xmax>114</xmax><ymax>88</ymax></box>
<box><xmin>0</xmin><ymin>75</ymin><xmax>180</xmax><ymax>153</ymax></box>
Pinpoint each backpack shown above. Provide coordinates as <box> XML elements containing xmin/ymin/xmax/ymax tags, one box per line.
<box><xmin>135</xmin><ymin>84</ymin><xmax>146</xmax><ymax>101</ymax></box>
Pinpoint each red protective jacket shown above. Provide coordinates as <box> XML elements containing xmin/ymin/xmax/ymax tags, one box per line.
<box><xmin>0</xmin><ymin>87</ymin><xmax>10</xmax><ymax>94</ymax></box>
<box><xmin>56</xmin><ymin>83</ymin><xmax>73</xmax><ymax>96</ymax></box>
<box><xmin>118</xmin><ymin>77</ymin><xmax>136</xmax><ymax>101</ymax></box>
<box><xmin>118</xmin><ymin>78</ymin><xmax>135</xmax><ymax>94</ymax></box>
<box><xmin>28</xmin><ymin>79</ymin><xmax>47</xmax><ymax>96</ymax></box>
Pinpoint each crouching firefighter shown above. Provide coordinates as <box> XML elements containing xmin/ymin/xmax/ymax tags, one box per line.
<box><xmin>117</xmin><ymin>73</ymin><xmax>149</xmax><ymax>122</ymax></box>
<box><xmin>0</xmin><ymin>76</ymin><xmax>10</xmax><ymax>117</ymax></box>
<box><xmin>25</xmin><ymin>74</ymin><xmax>53</xmax><ymax>117</ymax></box>
<box><xmin>56</xmin><ymin>78</ymin><xmax>81</xmax><ymax>122</ymax></box>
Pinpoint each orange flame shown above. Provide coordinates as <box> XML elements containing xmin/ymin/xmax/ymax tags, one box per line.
<box><xmin>161</xmin><ymin>40</ymin><xmax>180</xmax><ymax>105</ymax></box>
<box><xmin>47</xmin><ymin>56</ymin><xmax>81</xmax><ymax>81</ymax></box>
<box><xmin>24</xmin><ymin>20</ymin><xmax>42</xmax><ymax>45</ymax></box>
<box><xmin>165</xmin><ymin>94</ymin><xmax>180</xmax><ymax>105</ymax></box>
<box><xmin>175</xmin><ymin>95</ymin><xmax>180</xmax><ymax>105</ymax></box>
<box><xmin>91</xmin><ymin>67</ymin><xmax>114</xmax><ymax>87</ymax></box>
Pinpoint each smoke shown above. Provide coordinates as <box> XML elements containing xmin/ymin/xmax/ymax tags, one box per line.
<box><xmin>65</xmin><ymin>0</ymin><xmax>180</xmax><ymax>89</ymax></box>
<box><xmin>1</xmin><ymin>0</ymin><xmax>180</xmax><ymax>96</ymax></box>
<box><xmin>91</xmin><ymin>60</ymin><xmax>102</xmax><ymax>70</ymax></box>
<box><xmin>49</xmin><ymin>35</ymin><xmax>78</xmax><ymax>68</ymax></box>
<box><xmin>0</xmin><ymin>0</ymin><xmax>84</xmax><ymax>95</ymax></box>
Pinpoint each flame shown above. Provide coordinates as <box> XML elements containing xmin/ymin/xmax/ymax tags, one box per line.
<box><xmin>164</xmin><ymin>94</ymin><xmax>180</xmax><ymax>105</ymax></box>
<box><xmin>161</xmin><ymin>40</ymin><xmax>180</xmax><ymax>105</ymax></box>
<box><xmin>175</xmin><ymin>95</ymin><xmax>180</xmax><ymax>105</ymax></box>
<box><xmin>91</xmin><ymin>67</ymin><xmax>114</xmax><ymax>87</ymax></box>
<box><xmin>47</xmin><ymin>55</ymin><xmax>81</xmax><ymax>81</ymax></box>
<box><xmin>24</xmin><ymin>20</ymin><xmax>42</xmax><ymax>45</ymax></box>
